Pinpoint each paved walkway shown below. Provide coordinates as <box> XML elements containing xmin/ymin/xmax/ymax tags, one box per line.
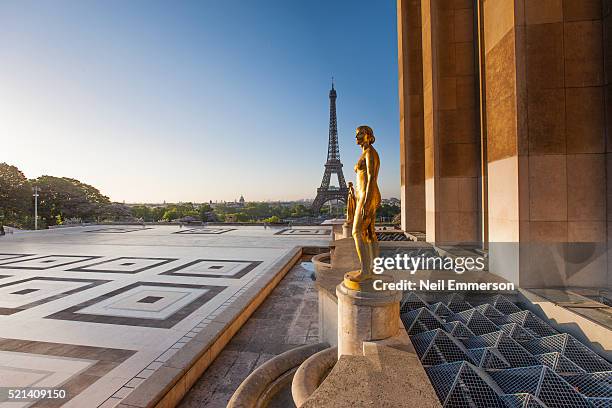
<box><xmin>179</xmin><ymin>260</ymin><xmax>319</xmax><ymax>408</ymax></box>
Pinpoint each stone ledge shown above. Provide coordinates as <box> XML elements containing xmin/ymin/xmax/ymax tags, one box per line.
<box><xmin>119</xmin><ymin>246</ymin><xmax>304</xmax><ymax>408</ymax></box>
<box><xmin>300</xmin><ymin>332</ymin><xmax>441</xmax><ymax>408</ymax></box>
<box><xmin>292</xmin><ymin>346</ymin><xmax>337</xmax><ymax>407</ymax></box>
<box><xmin>228</xmin><ymin>342</ymin><xmax>329</xmax><ymax>408</ymax></box>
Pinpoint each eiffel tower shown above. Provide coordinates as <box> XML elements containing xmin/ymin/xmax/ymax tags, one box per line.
<box><xmin>312</xmin><ymin>80</ymin><xmax>348</xmax><ymax>213</ymax></box>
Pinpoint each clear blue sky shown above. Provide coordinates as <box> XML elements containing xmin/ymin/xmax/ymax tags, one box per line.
<box><xmin>1</xmin><ymin>0</ymin><xmax>399</xmax><ymax>203</ymax></box>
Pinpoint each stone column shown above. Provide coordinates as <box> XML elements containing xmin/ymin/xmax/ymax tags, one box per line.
<box><xmin>420</xmin><ymin>0</ymin><xmax>481</xmax><ymax>245</ymax></box>
<box><xmin>398</xmin><ymin>0</ymin><xmax>426</xmax><ymax>233</ymax></box>
<box><xmin>484</xmin><ymin>0</ymin><xmax>608</xmax><ymax>288</ymax></box>
<box><xmin>604</xmin><ymin>0</ymin><xmax>612</xmax><ymax>288</ymax></box>
<box><xmin>336</xmin><ymin>279</ymin><xmax>401</xmax><ymax>358</ymax></box>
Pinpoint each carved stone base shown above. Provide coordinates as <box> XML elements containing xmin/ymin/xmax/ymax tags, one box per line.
<box><xmin>336</xmin><ymin>275</ymin><xmax>401</xmax><ymax>358</ymax></box>
<box><xmin>342</xmin><ymin>222</ymin><xmax>352</xmax><ymax>239</ymax></box>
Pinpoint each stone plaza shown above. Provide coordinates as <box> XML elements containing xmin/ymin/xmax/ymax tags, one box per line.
<box><xmin>0</xmin><ymin>225</ymin><xmax>330</xmax><ymax>407</ymax></box>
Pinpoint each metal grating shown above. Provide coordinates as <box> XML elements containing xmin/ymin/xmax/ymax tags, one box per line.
<box><xmin>400</xmin><ymin>291</ymin><xmax>428</xmax><ymax>314</ymax></box>
<box><xmin>563</xmin><ymin>371</ymin><xmax>612</xmax><ymax>398</ymax></box>
<box><xmin>491</xmin><ymin>366</ymin><xmax>592</xmax><ymax>407</ymax></box>
<box><xmin>524</xmin><ymin>334</ymin><xmax>612</xmax><ymax>373</ymax></box>
<box><xmin>448</xmin><ymin>309</ymin><xmax>500</xmax><ymax>336</ymax></box>
<box><xmin>499</xmin><ymin>393</ymin><xmax>547</xmax><ymax>408</ymax></box>
<box><xmin>534</xmin><ymin>352</ymin><xmax>586</xmax><ymax>375</ymax></box>
<box><xmin>411</xmin><ymin>329</ymin><xmax>472</xmax><ymax>366</ymax></box>
<box><xmin>426</xmin><ymin>361</ymin><xmax>506</xmax><ymax>407</ymax></box>
<box><xmin>401</xmin><ymin>307</ymin><xmax>445</xmax><ymax>335</ymax></box>
<box><xmin>401</xmin><ymin>292</ymin><xmax>612</xmax><ymax>407</ymax></box>
<box><xmin>429</xmin><ymin>302</ymin><xmax>454</xmax><ymax>319</ymax></box>
<box><xmin>588</xmin><ymin>397</ymin><xmax>612</xmax><ymax>407</ymax></box>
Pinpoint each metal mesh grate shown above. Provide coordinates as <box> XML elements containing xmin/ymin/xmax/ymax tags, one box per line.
<box><xmin>443</xmin><ymin>321</ymin><xmax>476</xmax><ymax>339</ymax></box>
<box><xmin>468</xmin><ymin>347</ymin><xmax>511</xmax><ymax>370</ymax></box>
<box><xmin>401</xmin><ymin>307</ymin><xmax>444</xmax><ymax>335</ymax></box>
<box><xmin>491</xmin><ymin>366</ymin><xmax>592</xmax><ymax>407</ymax></box>
<box><xmin>429</xmin><ymin>301</ymin><xmax>454</xmax><ymax>319</ymax></box>
<box><xmin>400</xmin><ymin>292</ymin><xmax>427</xmax><ymax>314</ymax></box>
<box><xmin>524</xmin><ymin>334</ymin><xmax>612</xmax><ymax>373</ymax></box>
<box><xmin>500</xmin><ymin>311</ymin><xmax>558</xmax><ymax>338</ymax></box>
<box><xmin>426</xmin><ymin>361</ymin><xmax>505</xmax><ymax>407</ymax></box>
<box><xmin>441</xmin><ymin>293</ymin><xmax>474</xmax><ymax>313</ymax></box>
<box><xmin>448</xmin><ymin>309</ymin><xmax>500</xmax><ymax>336</ymax></box>
<box><xmin>534</xmin><ymin>352</ymin><xmax>586</xmax><ymax>375</ymax></box>
<box><xmin>563</xmin><ymin>371</ymin><xmax>612</xmax><ymax>398</ymax></box>
<box><xmin>474</xmin><ymin>303</ymin><xmax>505</xmax><ymax>320</ymax></box>
<box><xmin>400</xmin><ymin>292</ymin><xmax>612</xmax><ymax>407</ymax></box>
<box><xmin>411</xmin><ymin>329</ymin><xmax>472</xmax><ymax>366</ymax></box>
<box><xmin>499</xmin><ymin>393</ymin><xmax>547</xmax><ymax>408</ymax></box>
<box><xmin>499</xmin><ymin>323</ymin><xmax>537</xmax><ymax>344</ymax></box>
<box><xmin>588</xmin><ymin>397</ymin><xmax>612</xmax><ymax>407</ymax></box>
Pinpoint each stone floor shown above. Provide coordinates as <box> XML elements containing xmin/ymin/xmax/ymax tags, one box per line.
<box><xmin>178</xmin><ymin>260</ymin><xmax>319</xmax><ymax>408</ymax></box>
<box><xmin>0</xmin><ymin>225</ymin><xmax>328</xmax><ymax>408</ymax></box>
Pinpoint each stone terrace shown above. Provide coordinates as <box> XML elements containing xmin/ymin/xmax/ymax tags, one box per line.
<box><xmin>0</xmin><ymin>225</ymin><xmax>329</xmax><ymax>408</ymax></box>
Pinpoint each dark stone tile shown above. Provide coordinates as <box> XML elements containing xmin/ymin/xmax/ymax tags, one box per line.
<box><xmin>564</xmin><ymin>20</ymin><xmax>604</xmax><ymax>87</ymax></box>
<box><xmin>526</xmin><ymin>23</ymin><xmax>564</xmax><ymax>90</ymax></box>
<box><xmin>563</xmin><ymin>0</ymin><xmax>602</xmax><ymax>21</ymax></box>
<box><xmin>566</xmin><ymin>86</ymin><xmax>605</xmax><ymax>153</ymax></box>
<box><xmin>528</xmin><ymin>88</ymin><xmax>566</xmax><ymax>154</ymax></box>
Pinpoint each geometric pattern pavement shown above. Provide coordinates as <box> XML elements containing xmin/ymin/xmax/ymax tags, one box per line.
<box><xmin>0</xmin><ymin>225</ymin><xmax>331</xmax><ymax>407</ymax></box>
<box><xmin>0</xmin><ymin>277</ymin><xmax>109</xmax><ymax>315</ymax></box>
<box><xmin>46</xmin><ymin>281</ymin><xmax>226</xmax><ymax>328</ymax></box>
<box><xmin>161</xmin><ymin>259</ymin><xmax>262</xmax><ymax>279</ymax></box>
<box><xmin>0</xmin><ymin>255</ymin><xmax>100</xmax><ymax>270</ymax></box>
<box><xmin>0</xmin><ymin>253</ymin><xmax>34</xmax><ymax>262</ymax></box>
<box><xmin>67</xmin><ymin>257</ymin><xmax>178</xmax><ymax>274</ymax></box>
<box><xmin>0</xmin><ymin>337</ymin><xmax>136</xmax><ymax>408</ymax></box>
<box><xmin>173</xmin><ymin>228</ymin><xmax>236</xmax><ymax>235</ymax></box>
<box><xmin>0</xmin><ymin>250</ymin><xmax>270</xmax><ymax>406</ymax></box>
<box><xmin>85</xmin><ymin>227</ymin><xmax>153</xmax><ymax>233</ymax></box>
<box><xmin>274</xmin><ymin>228</ymin><xmax>330</xmax><ymax>236</ymax></box>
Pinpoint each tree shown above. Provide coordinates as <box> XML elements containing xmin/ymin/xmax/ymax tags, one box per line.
<box><xmin>98</xmin><ymin>203</ymin><xmax>133</xmax><ymax>221</ymax></box>
<box><xmin>33</xmin><ymin>176</ymin><xmax>110</xmax><ymax>226</ymax></box>
<box><xmin>263</xmin><ymin>215</ymin><xmax>280</xmax><ymax>223</ymax></box>
<box><xmin>0</xmin><ymin>163</ymin><xmax>31</xmax><ymax>227</ymax></box>
<box><xmin>130</xmin><ymin>205</ymin><xmax>153</xmax><ymax>221</ymax></box>
<box><xmin>377</xmin><ymin>204</ymin><xmax>400</xmax><ymax>222</ymax></box>
<box><xmin>162</xmin><ymin>208</ymin><xmax>179</xmax><ymax>221</ymax></box>
<box><xmin>198</xmin><ymin>203</ymin><xmax>212</xmax><ymax>219</ymax></box>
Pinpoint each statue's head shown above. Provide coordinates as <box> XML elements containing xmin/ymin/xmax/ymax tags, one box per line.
<box><xmin>348</xmin><ymin>181</ymin><xmax>353</xmax><ymax>187</ymax></box>
<box><xmin>355</xmin><ymin>125</ymin><xmax>375</xmax><ymax>146</ymax></box>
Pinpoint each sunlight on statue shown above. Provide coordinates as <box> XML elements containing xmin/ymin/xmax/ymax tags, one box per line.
<box><xmin>344</xmin><ymin>125</ymin><xmax>381</xmax><ymax>290</ymax></box>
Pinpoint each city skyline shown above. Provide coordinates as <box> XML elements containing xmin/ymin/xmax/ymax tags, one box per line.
<box><xmin>1</xmin><ymin>1</ymin><xmax>400</xmax><ymax>202</ymax></box>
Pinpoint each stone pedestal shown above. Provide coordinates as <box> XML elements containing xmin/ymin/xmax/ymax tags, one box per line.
<box><xmin>342</xmin><ymin>222</ymin><xmax>352</xmax><ymax>239</ymax></box>
<box><xmin>336</xmin><ymin>277</ymin><xmax>401</xmax><ymax>358</ymax></box>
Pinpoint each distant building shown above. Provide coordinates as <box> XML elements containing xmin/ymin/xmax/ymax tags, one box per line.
<box><xmin>239</xmin><ymin>195</ymin><xmax>245</xmax><ymax>207</ymax></box>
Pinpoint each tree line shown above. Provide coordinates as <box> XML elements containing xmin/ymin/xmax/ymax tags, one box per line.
<box><xmin>0</xmin><ymin>163</ymin><xmax>128</xmax><ymax>229</ymax></box>
<box><xmin>1</xmin><ymin>162</ymin><xmax>400</xmax><ymax>229</ymax></box>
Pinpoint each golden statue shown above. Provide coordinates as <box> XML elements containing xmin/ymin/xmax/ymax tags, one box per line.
<box><xmin>345</xmin><ymin>182</ymin><xmax>356</xmax><ymax>225</ymax></box>
<box><xmin>344</xmin><ymin>125</ymin><xmax>381</xmax><ymax>290</ymax></box>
